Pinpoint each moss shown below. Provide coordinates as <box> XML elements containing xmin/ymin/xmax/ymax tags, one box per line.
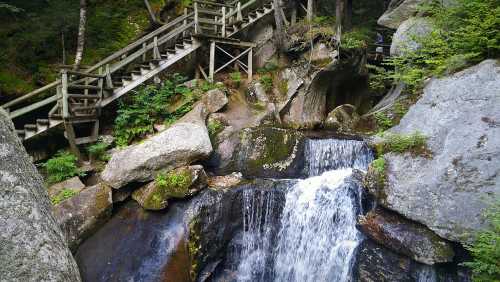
<box><xmin>188</xmin><ymin>218</ymin><xmax>202</xmax><ymax>281</ymax></box>
<box><xmin>207</xmin><ymin>119</ymin><xmax>224</xmax><ymax>142</ymax></box>
<box><xmin>246</xmin><ymin>128</ymin><xmax>301</xmax><ymax>172</ymax></box>
<box><xmin>51</xmin><ymin>188</ymin><xmax>78</xmax><ymax>205</ymax></box>
<box><xmin>377</xmin><ymin>131</ymin><xmax>431</xmax><ymax>157</ymax></box>
<box><xmin>374</xmin><ymin>112</ymin><xmax>393</xmax><ymax>132</ymax></box>
<box><xmin>371</xmin><ymin>157</ymin><xmax>386</xmax><ymax>186</ymax></box>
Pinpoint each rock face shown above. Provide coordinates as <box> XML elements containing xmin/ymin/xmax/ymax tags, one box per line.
<box><xmin>233</xmin><ymin>127</ymin><xmax>306</xmax><ymax>178</ymax></box>
<box><xmin>202</xmin><ymin>88</ymin><xmax>229</xmax><ymax>114</ymax></box>
<box><xmin>52</xmin><ymin>183</ymin><xmax>113</xmax><ymax>251</ymax></box>
<box><xmin>132</xmin><ymin>165</ymin><xmax>208</xmax><ymax>210</ymax></box>
<box><xmin>102</xmin><ymin>122</ymin><xmax>212</xmax><ymax>188</ymax></box>
<box><xmin>368</xmin><ymin>60</ymin><xmax>500</xmax><ymax>244</ymax></box>
<box><xmin>358</xmin><ymin>208</ymin><xmax>454</xmax><ymax>265</ymax></box>
<box><xmin>390</xmin><ymin>17</ymin><xmax>433</xmax><ymax>56</ymax></box>
<box><xmin>0</xmin><ymin>109</ymin><xmax>81</xmax><ymax>281</ymax></box>
<box><xmin>377</xmin><ymin>0</ymin><xmax>426</xmax><ymax>29</ymax></box>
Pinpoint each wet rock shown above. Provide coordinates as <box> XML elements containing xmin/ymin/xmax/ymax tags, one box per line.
<box><xmin>233</xmin><ymin>127</ymin><xmax>306</xmax><ymax>178</ymax></box>
<box><xmin>324</xmin><ymin>104</ymin><xmax>360</xmax><ymax>133</ymax></box>
<box><xmin>0</xmin><ymin>109</ymin><xmax>81</xmax><ymax>281</ymax></box>
<box><xmin>52</xmin><ymin>183</ymin><xmax>113</xmax><ymax>251</ymax></box>
<box><xmin>48</xmin><ymin>176</ymin><xmax>86</xmax><ymax>198</ymax></box>
<box><xmin>132</xmin><ymin>165</ymin><xmax>208</xmax><ymax>210</ymax></box>
<box><xmin>358</xmin><ymin>208</ymin><xmax>455</xmax><ymax>265</ymax></box>
<box><xmin>391</xmin><ymin>17</ymin><xmax>433</xmax><ymax>56</ymax></box>
<box><xmin>248</xmin><ymin>81</ymin><xmax>269</xmax><ymax>104</ymax></box>
<box><xmin>112</xmin><ymin>186</ymin><xmax>134</xmax><ymax>203</ymax></box>
<box><xmin>369</xmin><ymin>60</ymin><xmax>500</xmax><ymax>244</ymax></box>
<box><xmin>102</xmin><ymin>122</ymin><xmax>212</xmax><ymax>189</ymax></box>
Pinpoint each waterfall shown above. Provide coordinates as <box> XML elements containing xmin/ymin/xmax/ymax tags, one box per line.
<box><xmin>234</xmin><ymin>138</ymin><xmax>373</xmax><ymax>282</ymax></box>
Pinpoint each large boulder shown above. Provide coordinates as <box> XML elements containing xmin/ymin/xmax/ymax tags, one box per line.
<box><xmin>0</xmin><ymin>109</ymin><xmax>81</xmax><ymax>281</ymax></box>
<box><xmin>377</xmin><ymin>0</ymin><xmax>427</xmax><ymax>29</ymax></box>
<box><xmin>132</xmin><ymin>165</ymin><xmax>208</xmax><ymax>210</ymax></box>
<box><xmin>48</xmin><ymin>176</ymin><xmax>85</xmax><ymax>198</ymax></box>
<box><xmin>102</xmin><ymin>122</ymin><xmax>212</xmax><ymax>189</ymax></box>
<box><xmin>390</xmin><ymin>17</ymin><xmax>433</xmax><ymax>56</ymax></box>
<box><xmin>233</xmin><ymin>127</ymin><xmax>306</xmax><ymax>178</ymax></box>
<box><xmin>358</xmin><ymin>208</ymin><xmax>454</xmax><ymax>265</ymax></box>
<box><xmin>52</xmin><ymin>183</ymin><xmax>113</xmax><ymax>251</ymax></box>
<box><xmin>367</xmin><ymin>60</ymin><xmax>500</xmax><ymax>244</ymax></box>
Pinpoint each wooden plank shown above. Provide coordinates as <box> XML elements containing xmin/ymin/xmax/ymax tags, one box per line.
<box><xmin>9</xmin><ymin>95</ymin><xmax>60</xmax><ymax>119</ymax></box>
<box><xmin>198</xmin><ymin>18</ymin><xmax>223</xmax><ymax>25</ymax></box>
<box><xmin>2</xmin><ymin>81</ymin><xmax>60</xmax><ymax>109</ymax></box>
<box><xmin>209</xmin><ymin>41</ymin><xmax>216</xmax><ymax>82</ymax></box>
<box><xmin>61</xmin><ymin>71</ymin><xmax>69</xmax><ymax>119</ymax></box>
<box><xmin>248</xmin><ymin>47</ymin><xmax>253</xmax><ymax>82</ymax></box>
<box><xmin>215</xmin><ymin>47</ymin><xmax>251</xmax><ymax>73</ymax></box>
<box><xmin>66</xmin><ymin>70</ymin><xmax>104</xmax><ymax>78</ymax></box>
<box><xmin>198</xmin><ymin>8</ymin><xmax>222</xmax><ymax>16</ymax></box>
<box><xmin>194</xmin><ymin>0</ymin><xmax>236</xmax><ymax>8</ymax></box>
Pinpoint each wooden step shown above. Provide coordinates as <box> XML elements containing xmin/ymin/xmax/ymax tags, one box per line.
<box><xmin>16</xmin><ymin>130</ymin><xmax>25</xmax><ymax>138</ymax></box>
<box><xmin>37</xmin><ymin>119</ymin><xmax>49</xmax><ymax>125</ymax></box>
<box><xmin>24</xmin><ymin>124</ymin><xmax>37</xmax><ymax>131</ymax></box>
<box><xmin>166</xmin><ymin>49</ymin><xmax>176</xmax><ymax>54</ymax></box>
<box><xmin>68</xmin><ymin>94</ymin><xmax>100</xmax><ymax>99</ymax></box>
<box><xmin>72</xmin><ymin>105</ymin><xmax>99</xmax><ymax>111</ymax></box>
<box><xmin>68</xmin><ymin>84</ymin><xmax>101</xmax><ymax>91</ymax></box>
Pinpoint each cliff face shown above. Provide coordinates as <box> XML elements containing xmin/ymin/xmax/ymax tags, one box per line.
<box><xmin>0</xmin><ymin>108</ymin><xmax>81</xmax><ymax>282</ymax></box>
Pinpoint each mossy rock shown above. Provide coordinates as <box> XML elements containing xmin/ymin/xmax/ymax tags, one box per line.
<box><xmin>235</xmin><ymin>127</ymin><xmax>306</xmax><ymax>178</ymax></box>
<box><xmin>132</xmin><ymin>165</ymin><xmax>208</xmax><ymax>210</ymax></box>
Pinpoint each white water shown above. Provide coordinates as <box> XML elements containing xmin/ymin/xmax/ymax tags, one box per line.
<box><xmin>235</xmin><ymin>139</ymin><xmax>373</xmax><ymax>282</ymax></box>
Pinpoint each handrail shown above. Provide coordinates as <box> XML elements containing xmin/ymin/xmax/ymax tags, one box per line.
<box><xmin>194</xmin><ymin>0</ymin><xmax>236</xmax><ymax>8</ymax></box>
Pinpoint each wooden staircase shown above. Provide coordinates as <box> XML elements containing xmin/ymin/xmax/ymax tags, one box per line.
<box><xmin>1</xmin><ymin>0</ymin><xmax>274</xmax><ymax>155</ymax></box>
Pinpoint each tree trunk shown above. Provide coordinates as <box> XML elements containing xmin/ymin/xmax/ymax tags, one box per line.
<box><xmin>144</xmin><ymin>0</ymin><xmax>160</xmax><ymax>25</ymax></box>
<box><xmin>335</xmin><ymin>0</ymin><xmax>345</xmax><ymax>31</ymax></box>
<box><xmin>273</xmin><ymin>0</ymin><xmax>285</xmax><ymax>51</ymax></box>
<box><xmin>345</xmin><ymin>0</ymin><xmax>353</xmax><ymax>30</ymax></box>
<box><xmin>74</xmin><ymin>0</ymin><xmax>87</xmax><ymax>71</ymax></box>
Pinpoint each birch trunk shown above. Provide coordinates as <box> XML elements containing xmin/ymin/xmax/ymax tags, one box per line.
<box><xmin>74</xmin><ymin>0</ymin><xmax>87</xmax><ymax>71</ymax></box>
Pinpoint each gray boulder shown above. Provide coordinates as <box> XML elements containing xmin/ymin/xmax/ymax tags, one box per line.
<box><xmin>102</xmin><ymin>122</ymin><xmax>212</xmax><ymax>189</ymax></box>
<box><xmin>52</xmin><ymin>183</ymin><xmax>113</xmax><ymax>251</ymax></box>
<box><xmin>48</xmin><ymin>176</ymin><xmax>85</xmax><ymax>198</ymax></box>
<box><xmin>358</xmin><ymin>208</ymin><xmax>454</xmax><ymax>265</ymax></box>
<box><xmin>391</xmin><ymin>17</ymin><xmax>433</xmax><ymax>56</ymax></box>
<box><xmin>368</xmin><ymin>60</ymin><xmax>500</xmax><ymax>244</ymax></box>
<box><xmin>378</xmin><ymin>0</ymin><xmax>427</xmax><ymax>29</ymax></box>
<box><xmin>324</xmin><ymin>104</ymin><xmax>360</xmax><ymax>133</ymax></box>
<box><xmin>0</xmin><ymin>109</ymin><xmax>81</xmax><ymax>281</ymax></box>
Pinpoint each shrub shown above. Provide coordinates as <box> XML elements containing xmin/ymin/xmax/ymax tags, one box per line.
<box><xmin>114</xmin><ymin>74</ymin><xmax>193</xmax><ymax>147</ymax></box>
<box><xmin>87</xmin><ymin>142</ymin><xmax>110</xmax><ymax>162</ymax></box>
<box><xmin>377</xmin><ymin>132</ymin><xmax>429</xmax><ymax>156</ymax></box>
<box><xmin>387</xmin><ymin>0</ymin><xmax>500</xmax><ymax>92</ymax></box>
<box><xmin>43</xmin><ymin>151</ymin><xmax>82</xmax><ymax>184</ymax></box>
<box><xmin>374</xmin><ymin>112</ymin><xmax>393</xmax><ymax>131</ymax></box>
<box><xmin>155</xmin><ymin>170</ymin><xmax>192</xmax><ymax>198</ymax></box>
<box><xmin>207</xmin><ymin>119</ymin><xmax>224</xmax><ymax>140</ymax></box>
<box><xmin>464</xmin><ymin>202</ymin><xmax>500</xmax><ymax>282</ymax></box>
<box><xmin>257</xmin><ymin>62</ymin><xmax>278</xmax><ymax>75</ymax></box>
<box><xmin>51</xmin><ymin>188</ymin><xmax>78</xmax><ymax>205</ymax></box>
<box><xmin>260</xmin><ymin>75</ymin><xmax>273</xmax><ymax>92</ymax></box>
<box><xmin>229</xmin><ymin>72</ymin><xmax>242</xmax><ymax>88</ymax></box>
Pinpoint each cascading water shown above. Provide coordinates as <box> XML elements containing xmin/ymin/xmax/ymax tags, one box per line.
<box><xmin>234</xmin><ymin>138</ymin><xmax>373</xmax><ymax>282</ymax></box>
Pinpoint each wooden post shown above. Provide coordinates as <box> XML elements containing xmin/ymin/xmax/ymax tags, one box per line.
<box><xmin>105</xmin><ymin>64</ymin><xmax>113</xmax><ymax>89</ymax></box>
<box><xmin>209</xmin><ymin>41</ymin><xmax>216</xmax><ymax>82</ymax></box>
<box><xmin>307</xmin><ymin>0</ymin><xmax>314</xmax><ymax>21</ymax></box>
<box><xmin>237</xmin><ymin>2</ymin><xmax>243</xmax><ymax>21</ymax></box>
<box><xmin>61</xmin><ymin>70</ymin><xmax>69</xmax><ymax>119</ymax></box>
<box><xmin>142</xmin><ymin>42</ymin><xmax>147</xmax><ymax>62</ymax></box>
<box><xmin>194</xmin><ymin>2</ymin><xmax>199</xmax><ymax>34</ymax></box>
<box><xmin>247</xmin><ymin>47</ymin><xmax>253</xmax><ymax>82</ymax></box>
<box><xmin>183</xmin><ymin>8</ymin><xmax>188</xmax><ymax>37</ymax></box>
<box><xmin>221</xmin><ymin>7</ymin><xmax>226</xmax><ymax>37</ymax></box>
<box><xmin>153</xmin><ymin>36</ymin><xmax>161</xmax><ymax>60</ymax></box>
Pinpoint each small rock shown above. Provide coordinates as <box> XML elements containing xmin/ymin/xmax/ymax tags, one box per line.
<box><xmin>207</xmin><ymin>172</ymin><xmax>244</xmax><ymax>189</ymax></box>
<box><xmin>48</xmin><ymin>176</ymin><xmax>85</xmax><ymax>198</ymax></box>
<box><xmin>52</xmin><ymin>183</ymin><xmax>113</xmax><ymax>251</ymax></box>
<box><xmin>248</xmin><ymin>82</ymin><xmax>269</xmax><ymax>104</ymax></box>
<box><xmin>132</xmin><ymin>165</ymin><xmax>208</xmax><ymax>210</ymax></box>
<box><xmin>202</xmin><ymin>88</ymin><xmax>229</xmax><ymax>114</ymax></box>
<box><xmin>324</xmin><ymin>104</ymin><xmax>360</xmax><ymax>133</ymax></box>
<box><xmin>359</xmin><ymin>208</ymin><xmax>455</xmax><ymax>265</ymax></box>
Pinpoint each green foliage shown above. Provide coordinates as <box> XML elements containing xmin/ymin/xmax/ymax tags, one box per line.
<box><xmin>377</xmin><ymin>132</ymin><xmax>429</xmax><ymax>156</ymax></box>
<box><xmin>393</xmin><ymin>102</ymin><xmax>409</xmax><ymax>117</ymax></box>
<box><xmin>257</xmin><ymin>62</ymin><xmax>279</xmax><ymax>75</ymax></box>
<box><xmin>114</xmin><ymin>74</ymin><xmax>192</xmax><ymax>147</ymax></box>
<box><xmin>371</xmin><ymin>157</ymin><xmax>387</xmax><ymax>185</ymax></box>
<box><xmin>87</xmin><ymin>142</ymin><xmax>110</xmax><ymax>162</ymax></box>
<box><xmin>342</xmin><ymin>28</ymin><xmax>371</xmax><ymax>50</ymax></box>
<box><xmin>260</xmin><ymin>75</ymin><xmax>273</xmax><ymax>92</ymax></box>
<box><xmin>367</xmin><ymin>64</ymin><xmax>391</xmax><ymax>94</ymax></box>
<box><xmin>207</xmin><ymin>119</ymin><xmax>224</xmax><ymax>140</ymax></box>
<box><xmin>43</xmin><ymin>151</ymin><xmax>82</xmax><ymax>184</ymax></box>
<box><xmin>464</xmin><ymin>202</ymin><xmax>500</xmax><ymax>282</ymax></box>
<box><xmin>374</xmin><ymin>112</ymin><xmax>393</xmax><ymax>131</ymax></box>
<box><xmin>387</xmin><ymin>0</ymin><xmax>500</xmax><ymax>92</ymax></box>
<box><xmin>51</xmin><ymin>188</ymin><xmax>78</xmax><ymax>205</ymax></box>
<box><xmin>311</xmin><ymin>16</ymin><xmax>335</xmax><ymax>25</ymax></box>
<box><xmin>229</xmin><ymin>72</ymin><xmax>242</xmax><ymax>88</ymax></box>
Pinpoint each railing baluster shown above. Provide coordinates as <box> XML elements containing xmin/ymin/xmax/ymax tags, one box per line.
<box><xmin>154</xmin><ymin>36</ymin><xmax>161</xmax><ymax>60</ymax></box>
<box><xmin>142</xmin><ymin>42</ymin><xmax>147</xmax><ymax>62</ymax></box>
<box><xmin>61</xmin><ymin>70</ymin><xmax>69</xmax><ymax>119</ymax></box>
<box><xmin>222</xmin><ymin>7</ymin><xmax>226</xmax><ymax>37</ymax></box>
<box><xmin>183</xmin><ymin>8</ymin><xmax>188</xmax><ymax>37</ymax></box>
<box><xmin>237</xmin><ymin>2</ymin><xmax>243</xmax><ymax>21</ymax></box>
<box><xmin>194</xmin><ymin>2</ymin><xmax>199</xmax><ymax>34</ymax></box>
